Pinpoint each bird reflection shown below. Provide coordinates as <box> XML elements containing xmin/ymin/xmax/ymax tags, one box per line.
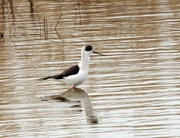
<box><xmin>50</xmin><ymin>88</ymin><xmax>98</xmax><ymax>124</ymax></box>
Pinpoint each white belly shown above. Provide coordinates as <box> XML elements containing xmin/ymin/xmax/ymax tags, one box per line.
<box><xmin>64</xmin><ymin>70</ymin><xmax>88</xmax><ymax>86</ymax></box>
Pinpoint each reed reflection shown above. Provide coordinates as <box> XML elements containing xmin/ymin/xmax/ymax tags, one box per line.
<box><xmin>50</xmin><ymin>88</ymin><xmax>98</xmax><ymax>124</ymax></box>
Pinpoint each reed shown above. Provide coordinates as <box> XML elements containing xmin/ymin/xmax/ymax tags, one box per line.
<box><xmin>55</xmin><ymin>12</ymin><xmax>63</xmax><ymax>41</ymax></box>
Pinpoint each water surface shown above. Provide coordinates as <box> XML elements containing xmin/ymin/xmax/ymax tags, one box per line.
<box><xmin>0</xmin><ymin>0</ymin><xmax>180</xmax><ymax>137</ymax></box>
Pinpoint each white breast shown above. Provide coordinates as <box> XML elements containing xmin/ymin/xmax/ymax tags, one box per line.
<box><xmin>64</xmin><ymin>69</ymin><xmax>88</xmax><ymax>86</ymax></box>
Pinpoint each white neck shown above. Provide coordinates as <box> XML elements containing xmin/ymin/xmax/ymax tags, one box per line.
<box><xmin>78</xmin><ymin>52</ymin><xmax>90</xmax><ymax>71</ymax></box>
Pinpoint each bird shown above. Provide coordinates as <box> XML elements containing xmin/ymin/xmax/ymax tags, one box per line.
<box><xmin>40</xmin><ymin>45</ymin><xmax>105</xmax><ymax>89</ymax></box>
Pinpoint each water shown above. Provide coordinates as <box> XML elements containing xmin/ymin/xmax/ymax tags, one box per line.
<box><xmin>1</xmin><ymin>0</ymin><xmax>180</xmax><ymax>137</ymax></box>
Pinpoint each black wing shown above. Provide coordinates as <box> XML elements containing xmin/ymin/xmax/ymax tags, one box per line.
<box><xmin>40</xmin><ymin>65</ymin><xmax>79</xmax><ymax>80</ymax></box>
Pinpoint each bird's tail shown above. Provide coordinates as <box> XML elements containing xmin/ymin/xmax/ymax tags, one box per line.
<box><xmin>38</xmin><ymin>76</ymin><xmax>54</xmax><ymax>80</ymax></box>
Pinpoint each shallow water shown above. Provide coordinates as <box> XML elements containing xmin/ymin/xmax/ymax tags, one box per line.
<box><xmin>1</xmin><ymin>0</ymin><xmax>180</xmax><ymax>138</ymax></box>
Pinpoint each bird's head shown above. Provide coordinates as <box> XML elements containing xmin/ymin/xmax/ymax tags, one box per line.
<box><xmin>82</xmin><ymin>45</ymin><xmax>106</xmax><ymax>56</ymax></box>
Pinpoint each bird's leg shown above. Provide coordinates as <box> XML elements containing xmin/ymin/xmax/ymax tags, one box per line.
<box><xmin>72</xmin><ymin>85</ymin><xmax>75</xmax><ymax>89</ymax></box>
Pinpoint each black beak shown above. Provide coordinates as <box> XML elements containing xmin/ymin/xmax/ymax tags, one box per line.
<box><xmin>93</xmin><ymin>51</ymin><xmax>106</xmax><ymax>56</ymax></box>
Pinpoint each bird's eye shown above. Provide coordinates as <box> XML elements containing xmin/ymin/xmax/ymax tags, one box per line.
<box><xmin>85</xmin><ymin>45</ymin><xmax>93</xmax><ymax>51</ymax></box>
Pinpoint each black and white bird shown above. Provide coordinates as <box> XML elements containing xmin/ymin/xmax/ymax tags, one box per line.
<box><xmin>40</xmin><ymin>45</ymin><xmax>105</xmax><ymax>89</ymax></box>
